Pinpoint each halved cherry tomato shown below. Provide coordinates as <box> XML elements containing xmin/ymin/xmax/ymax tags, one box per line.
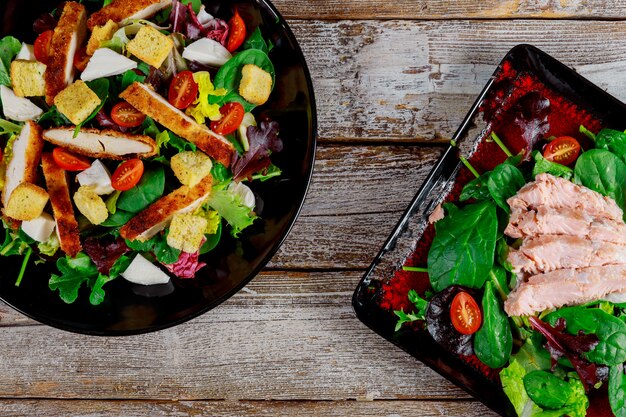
<box><xmin>226</xmin><ymin>9</ymin><xmax>246</xmax><ymax>53</ymax></box>
<box><xmin>34</xmin><ymin>30</ymin><xmax>54</xmax><ymax>65</ymax></box>
<box><xmin>210</xmin><ymin>102</ymin><xmax>245</xmax><ymax>135</ymax></box>
<box><xmin>52</xmin><ymin>147</ymin><xmax>91</xmax><ymax>171</ymax></box>
<box><xmin>73</xmin><ymin>47</ymin><xmax>90</xmax><ymax>72</ymax></box>
<box><xmin>450</xmin><ymin>291</ymin><xmax>482</xmax><ymax>335</ymax></box>
<box><xmin>110</xmin><ymin>102</ymin><xmax>146</xmax><ymax>128</ymax></box>
<box><xmin>168</xmin><ymin>71</ymin><xmax>198</xmax><ymax>110</ymax></box>
<box><xmin>111</xmin><ymin>159</ymin><xmax>144</xmax><ymax>191</ymax></box>
<box><xmin>543</xmin><ymin>136</ymin><xmax>581</xmax><ymax>165</ymax></box>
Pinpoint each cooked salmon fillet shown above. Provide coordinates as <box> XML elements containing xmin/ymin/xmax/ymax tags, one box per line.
<box><xmin>44</xmin><ymin>2</ymin><xmax>88</xmax><ymax>105</ymax></box>
<box><xmin>119</xmin><ymin>82</ymin><xmax>234</xmax><ymax>166</ymax></box>
<box><xmin>41</xmin><ymin>153</ymin><xmax>81</xmax><ymax>257</ymax></box>
<box><xmin>87</xmin><ymin>0</ymin><xmax>172</xmax><ymax>30</ymax></box>
<box><xmin>119</xmin><ymin>175</ymin><xmax>213</xmax><ymax>241</ymax></box>
<box><xmin>504</xmin><ymin>265</ymin><xmax>626</xmax><ymax>316</ymax></box>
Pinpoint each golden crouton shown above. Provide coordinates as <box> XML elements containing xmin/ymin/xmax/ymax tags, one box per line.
<box><xmin>126</xmin><ymin>26</ymin><xmax>173</xmax><ymax>68</ymax></box>
<box><xmin>170</xmin><ymin>151</ymin><xmax>213</xmax><ymax>187</ymax></box>
<box><xmin>87</xmin><ymin>20</ymin><xmax>119</xmax><ymax>55</ymax></box>
<box><xmin>54</xmin><ymin>81</ymin><xmax>101</xmax><ymax>125</ymax></box>
<box><xmin>239</xmin><ymin>64</ymin><xmax>272</xmax><ymax>106</ymax></box>
<box><xmin>10</xmin><ymin>60</ymin><xmax>46</xmax><ymax>97</ymax></box>
<box><xmin>5</xmin><ymin>183</ymin><xmax>49</xmax><ymax>221</ymax></box>
<box><xmin>73</xmin><ymin>186</ymin><xmax>108</xmax><ymax>225</ymax></box>
<box><xmin>167</xmin><ymin>213</ymin><xmax>208</xmax><ymax>253</ymax></box>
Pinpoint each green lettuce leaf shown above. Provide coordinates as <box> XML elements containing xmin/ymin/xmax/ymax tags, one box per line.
<box><xmin>207</xmin><ymin>189</ymin><xmax>256</xmax><ymax>237</ymax></box>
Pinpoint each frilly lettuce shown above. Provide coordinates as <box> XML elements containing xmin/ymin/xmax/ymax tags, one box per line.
<box><xmin>186</xmin><ymin>71</ymin><xmax>227</xmax><ymax>124</ymax></box>
<box><xmin>206</xmin><ymin>189</ymin><xmax>256</xmax><ymax>237</ymax></box>
<box><xmin>38</xmin><ymin>234</ymin><xmax>60</xmax><ymax>257</ymax></box>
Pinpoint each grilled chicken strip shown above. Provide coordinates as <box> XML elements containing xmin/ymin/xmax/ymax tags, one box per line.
<box><xmin>43</xmin><ymin>128</ymin><xmax>157</xmax><ymax>160</ymax></box>
<box><xmin>504</xmin><ymin>265</ymin><xmax>626</xmax><ymax>316</ymax></box>
<box><xmin>44</xmin><ymin>2</ymin><xmax>88</xmax><ymax>105</ymax></box>
<box><xmin>120</xmin><ymin>175</ymin><xmax>213</xmax><ymax>241</ymax></box>
<box><xmin>119</xmin><ymin>82</ymin><xmax>234</xmax><ymax>166</ymax></box>
<box><xmin>1</xmin><ymin>121</ymin><xmax>44</xmax><ymax>215</ymax></box>
<box><xmin>508</xmin><ymin>173</ymin><xmax>623</xmax><ymax>222</ymax></box>
<box><xmin>41</xmin><ymin>153</ymin><xmax>81</xmax><ymax>257</ymax></box>
<box><xmin>87</xmin><ymin>0</ymin><xmax>172</xmax><ymax>30</ymax></box>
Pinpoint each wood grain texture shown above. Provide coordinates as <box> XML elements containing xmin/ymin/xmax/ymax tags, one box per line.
<box><xmin>293</xmin><ymin>20</ymin><xmax>626</xmax><ymax>142</ymax></box>
<box><xmin>275</xmin><ymin>0</ymin><xmax>626</xmax><ymax>20</ymax></box>
<box><xmin>0</xmin><ymin>399</ymin><xmax>496</xmax><ymax>416</ymax></box>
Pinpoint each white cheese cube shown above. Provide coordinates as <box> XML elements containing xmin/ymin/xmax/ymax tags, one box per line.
<box><xmin>76</xmin><ymin>159</ymin><xmax>115</xmax><ymax>195</ymax></box>
<box><xmin>0</xmin><ymin>85</ymin><xmax>43</xmax><ymax>121</ymax></box>
<box><xmin>80</xmin><ymin>48</ymin><xmax>138</xmax><ymax>82</ymax></box>
<box><xmin>182</xmin><ymin>38</ymin><xmax>232</xmax><ymax>67</ymax></box>
<box><xmin>15</xmin><ymin>43</ymin><xmax>35</xmax><ymax>61</ymax></box>
<box><xmin>21</xmin><ymin>212</ymin><xmax>55</xmax><ymax>242</ymax></box>
<box><xmin>121</xmin><ymin>254</ymin><xmax>171</xmax><ymax>285</ymax></box>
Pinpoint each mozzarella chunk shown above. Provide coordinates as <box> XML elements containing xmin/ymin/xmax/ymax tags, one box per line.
<box><xmin>228</xmin><ymin>181</ymin><xmax>255</xmax><ymax>209</ymax></box>
<box><xmin>196</xmin><ymin>6</ymin><xmax>213</xmax><ymax>25</ymax></box>
<box><xmin>15</xmin><ymin>43</ymin><xmax>35</xmax><ymax>61</ymax></box>
<box><xmin>182</xmin><ymin>38</ymin><xmax>231</xmax><ymax>67</ymax></box>
<box><xmin>81</xmin><ymin>48</ymin><xmax>137</xmax><ymax>82</ymax></box>
<box><xmin>121</xmin><ymin>254</ymin><xmax>171</xmax><ymax>285</ymax></box>
<box><xmin>76</xmin><ymin>159</ymin><xmax>115</xmax><ymax>195</ymax></box>
<box><xmin>21</xmin><ymin>212</ymin><xmax>55</xmax><ymax>242</ymax></box>
<box><xmin>0</xmin><ymin>86</ymin><xmax>43</xmax><ymax>121</ymax></box>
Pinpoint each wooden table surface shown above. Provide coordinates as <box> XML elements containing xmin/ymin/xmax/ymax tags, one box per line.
<box><xmin>3</xmin><ymin>1</ymin><xmax>626</xmax><ymax>416</ymax></box>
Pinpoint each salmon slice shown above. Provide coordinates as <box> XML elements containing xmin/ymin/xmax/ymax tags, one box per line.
<box><xmin>505</xmin><ymin>265</ymin><xmax>626</xmax><ymax>316</ymax></box>
<box><xmin>87</xmin><ymin>0</ymin><xmax>172</xmax><ymax>30</ymax></box>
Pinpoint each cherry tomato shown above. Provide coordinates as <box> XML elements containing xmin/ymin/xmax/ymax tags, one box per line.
<box><xmin>226</xmin><ymin>9</ymin><xmax>246</xmax><ymax>53</ymax></box>
<box><xmin>168</xmin><ymin>71</ymin><xmax>198</xmax><ymax>110</ymax></box>
<box><xmin>543</xmin><ymin>136</ymin><xmax>581</xmax><ymax>165</ymax></box>
<box><xmin>52</xmin><ymin>147</ymin><xmax>91</xmax><ymax>171</ymax></box>
<box><xmin>73</xmin><ymin>47</ymin><xmax>90</xmax><ymax>72</ymax></box>
<box><xmin>34</xmin><ymin>30</ymin><xmax>54</xmax><ymax>65</ymax></box>
<box><xmin>210</xmin><ymin>102</ymin><xmax>245</xmax><ymax>135</ymax></box>
<box><xmin>111</xmin><ymin>159</ymin><xmax>144</xmax><ymax>191</ymax></box>
<box><xmin>110</xmin><ymin>102</ymin><xmax>146</xmax><ymax>128</ymax></box>
<box><xmin>450</xmin><ymin>291</ymin><xmax>482</xmax><ymax>335</ymax></box>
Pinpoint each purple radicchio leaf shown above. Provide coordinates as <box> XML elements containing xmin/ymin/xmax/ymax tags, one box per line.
<box><xmin>232</xmin><ymin>120</ymin><xmax>283</xmax><ymax>182</ymax></box>
<box><xmin>83</xmin><ymin>236</ymin><xmax>130</xmax><ymax>275</ymax></box>
<box><xmin>162</xmin><ymin>246</ymin><xmax>206</xmax><ymax>279</ymax></box>
<box><xmin>169</xmin><ymin>0</ymin><xmax>188</xmax><ymax>34</ymax></box>
<box><xmin>204</xmin><ymin>18</ymin><xmax>229</xmax><ymax>46</ymax></box>
<box><xmin>33</xmin><ymin>13</ymin><xmax>57</xmax><ymax>34</ymax></box>
<box><xmin>96</xmin><ymin>109</ymin><xmax>129</xmax><ymax>132</ymax></box>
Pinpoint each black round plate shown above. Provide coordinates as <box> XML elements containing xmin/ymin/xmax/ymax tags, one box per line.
<box><xmin>0</xmin><ymin>0</ymin><xmax>316</xmax><ymax>335</ymax></box>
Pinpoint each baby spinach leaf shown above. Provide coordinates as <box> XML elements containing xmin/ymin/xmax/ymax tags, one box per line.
<box><xmin>610</xmin><ymin>364</ymin><xmax>626</xmax><ymax>417</ymax></box>
<box><xmin>474</xmin><ymin>280</ymin><xmax>512</xmax><ymax>368</ymax></box>
<box><xmin>0</xmin><ymin>36</ymin><xmax>21</xmax><ymax>87</ymax></box>
<box><xmin>427</xmin><ymin>201</ymin><xmax>498</xmax><ymax>292</ymax></box>
<box><xmin>487</xmin><ymin>163</ymin><xmax>525</xmax><ymax>213</ymax></box>
<box><xmin>574</xmin><ymin>149</ymin><xmax>626</xmax><ymax>213</ymax></box>
<box><xmin>242</xmin><ymin>27</ymin><xmax>270</xmax><ymax>55</ymax></box>
<box><xmin>49</xmin><ymin>253</ymin><xmax>99</xmax><ymax>304</ymax></box>
<box><xmin>101</xmin><ymin>210</ymin><xmax>135</xmax><ymax>227</ymax></box>
<box><xmin>523</xmin><ymin>370</ymin><xmax>570</xmax><ymax>409</ymax></box>
<box><xmin>199</xmin><ymin>221</ymin><xmax>222</xmax><ymax>255</ymax></box>
<box><xmin>595</xmin><ymin>129</ymin><xmax>626</xmax><ymax>164</ymax></box>
<box><xmin>532</xmin><ymin>151</ymin><xmax>573</xmax><ymax>180</ymax></box>
<box><xmin>117</xmin><ymin>167</ymin><xmax>165</xmax><ymax>213</ymax></box>
<box><xmin>459</xmin><ymin>171</ymin><xmax>490</xmax><ymax>202</ymax></box>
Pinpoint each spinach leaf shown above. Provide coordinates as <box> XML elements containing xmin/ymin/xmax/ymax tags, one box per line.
<box><xmin>117</xmin><ymin>167</ymin><xmax>165</xmax><ymax>213</ymax></box>
<box><xmin>610</xmin><ymin>364</ymin><xmax>626</xmax><ymax>417</ymax></box>
<box><xmin>213</xmin><ymin>49</ymin><xmax>275</xmax><ymax>112</ymax></box>
<box><xmin>427</xmin><ymin>201</ymin><xmax>498</xmax><ymax>292</ymax></box>
<box><xmin>0</xmin><ymin>36</ymin><xmax>21</xmax><ymax>87</ymax></box>
<box><xmin>532</xmin><ymin>151</ymin><xmax>573</xmax><ymax>180</ymax></box>
<box><xmin>459</xmin><ymin>172</ymin><xmax>490</xmax><ymax>202</ymax></box>
<box><xmin>487</xmin><ymin>163</ymin><xmax>525</xmax><ymax>213</ymax></box>
<box><xmin>49</xmin><ymin>253</ymin><xmax>99</xmax><ymax>304</ymax></box>
<box><xmin>523</xmin><ymin>370</ymin><xmax>570</xmax><ymax>409</ymax></box>
<box><xmin>596</xmin><ymin>129</ymin><xmax>626</xmax><ymax>163</ymax></box>
<box><xmin>38</xmin><ymin>105</ymin><xmax>72</xmax><ymax>127</ymax></box>
<box><xmin>574</xmin><ymin>149</ymin><xmax>626</xmax><ymax>213</ymax></box>
<box><xmin>547</xmin><ymin>307</ymin><xmax>626</xmax><ymax>365</ymax></box>
<box><xmin>199</xmin><ymin>221</ymin><xmax>222</xmax><ymax>255</ymax></box>
<box><xmin>101</xmin><ymin>209</ymin><xmax>135</xmax><ymax>227</ymax></box>
<box><xmin>242</xmin><ymin>27</ymin><xmax>270</xmax><ymax>55</ymax></box>
<box><xmin>73</xmin><ymin>79</ymin><xmax>109</xmax><ymax>136</ymax></box>
<box><xmin>211</xmin><ymin>162</ymin><xmax>233</xmax><ymax>184</ymax></box>
<box><xmin>474</xmin><ymin>280</ymin><xmax>512</xmax><ymax>368</ymax></box>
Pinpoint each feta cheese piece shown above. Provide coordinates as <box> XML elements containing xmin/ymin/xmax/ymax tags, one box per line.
<box><xmin>76</xmin><ymin>159</ymin><xmax>115</xmax><ymax>195</ymax></box>
<box><xmin>121</xmin><ymin>254</ymin><xmax>171</xmax><ymax>285</ymax></box>
<box><xmin>21</xmin><ymin>212</ymin><xmax>55</xmax><ymax>242</ymax></box>
<box><xmin>196</xmin><ymin>6</ymin><xmax>213</xmax><ymax>25</ymax></box>
<box><xmin>228</xmin><ymin>181</ymin><xmax>255</xmax><ymax>209</ymax></box>
<box><xmin>182</xmin><ymin>38</ymin><xmax>232</xmax><ymax>67</ymax></box>
<box><xmin>80</xmin><ymin>48</ymin><xmax>137</xmax><ymax>82</ymax></box>
<box><xmin>15</xmin><ymin>43</ymin><xmax>35</xmax><ymax>61</ymax></box>
<box><xmin>0</xmin><ymin>85</ymin><xmax>43</xmax><ymax>121</ymax></box>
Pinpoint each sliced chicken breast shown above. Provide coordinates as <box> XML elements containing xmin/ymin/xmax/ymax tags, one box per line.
<box><xmin>87</xmin><ymin>0</ymin><xmax>173</xmax><ymax>30</ymax></box>
<box><xmin>1</xmin><ymin>121</ymin><xmax>44</xmax><ymax>214</ymax></box>
<box><xmin>41</xmin><ymin>153</ymin><xmax>81</xmax><ymax>257</ymax></box>
<box><xmin>44</xmin><ymin>2</ymin><xmax>88</xmax><ymax>105</ymax></box>
<box><xmin>119</xmin><ymin>82</ymin><xmax>234</xmax><ymax>166</ymax></box>
<box><xmin>120</xmin><ymin>175</ymin><xmax>213</xmax><ymax>241</ymax></box>
<box><xmin>43</xmin><ymin>127</ymin><xmax>157</xmax><ymax>160</ymax></box>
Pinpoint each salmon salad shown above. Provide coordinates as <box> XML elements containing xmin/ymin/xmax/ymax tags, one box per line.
<box><xmin>0</xmin><ymin>0</ymin><xmax>283</xmax><ymax>305</ymax></box>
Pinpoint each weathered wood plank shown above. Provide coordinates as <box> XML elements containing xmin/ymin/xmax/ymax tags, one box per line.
<box><xmin>0</xmin><ymin>399</ymin><xmax>496</xmax><ymax>416</ymax></box>
<box><xmin>292</xmin><ymin>20</ymin><xmax>626</xmax><ymax>142</ymax></box>
<box><xmin>277</xmin><ymin>0</ymin><xmax>626</xmax><ymax>20</ymax></box>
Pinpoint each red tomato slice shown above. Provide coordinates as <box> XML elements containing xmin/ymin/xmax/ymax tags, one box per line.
<box><xmin>110</xmin><ymin>102</ymin><xmax>146</xmax><ymax>128</ymax></box>
<box><xmin>168</xmin><ymin>71</ymin><xmax>198</xmax><ymax>110</ymax></box>
<box><xmin>210</xmin><ymin>102</ymin><xmax>245</xmax><ymax>135</ymax></box>
<box><xmin>226</xmin><ymin>9</ymin><xmax>246</xmax><ymax>53</ymax></box>
<box><xmin>52</xmin><ymin>147</ymin><xmax>91</xmax><ymax>171</ymax></box>
<box><xmin>543</xmin><ymin>136</ymin><xmax>581</xmax><ymax>165</ymax></box>
<box><xmin>111</xmin><ymin>159</ymin><xmax>144</xmax><ymax>191</ymax></box>
<box><xmin>34</xmin><ymin>30</ymin><xmax>54</xmax><ymax>65</ymax></box>
<box><xmin>73</xmin><ymin>47</ymin><xmax>90</xmax><ymax>72</ymax></box>
<box><xmin>450</xmin><ymin>292</ymin><xmax>482</xmax><ymax>335</ymax></box>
